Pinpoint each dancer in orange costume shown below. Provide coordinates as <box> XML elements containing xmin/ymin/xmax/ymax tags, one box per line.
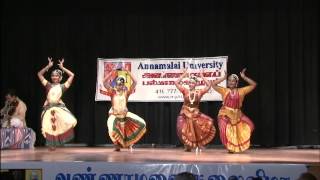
<box><xmin>212</xmin><ymin>68</ymin><xmax>257</xmax><ymax>153</ymax></box>
<box><xmin>175</xmin><ymin>69</ymin><xmax>216</xmax><ymax>152</ymax></box>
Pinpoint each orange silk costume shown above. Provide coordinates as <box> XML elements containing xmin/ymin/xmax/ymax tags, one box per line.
<box><xmin>177</xmin><ymin>89</ymin><xmax>216</xmax><ymax>148</ymax></box>
<box><xmin>215</xmin><ymin>85</ymin><xmax>255</xmax><ymax>152</ymax></box>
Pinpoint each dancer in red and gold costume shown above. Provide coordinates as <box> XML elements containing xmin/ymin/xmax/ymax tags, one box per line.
<box><xmin>212</xmin><ymin>68</ymin><xmax>257</xmax><ymax>153</ymax></box>
<box><xmin>103</xmin><ymin>69</ymin><xmax>146</xmax><ymax>151</ymax></box>
<box><xmin>38</xmin><ymin>57</ymin><xmax>77</xmax><ymax>150</ymax></box>
<box><xmin>175</xmin><ymin>69</ymin><xmax>216</xmax><ymax>152</ymax></box>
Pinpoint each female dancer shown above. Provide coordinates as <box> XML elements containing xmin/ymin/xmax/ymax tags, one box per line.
<box><xmin>103</xmin><ymin>68</ymin><xmax>146</xmax><ymax>151</ymax></box>
<box><xmin>38</xmin><ymin>57</ymin><xmax>77</xmax><ymax>150</ymax></box>
<box><xmin>212</xmin><ymin>68</ymin><xmax>257</xmax><ymax>153</ymax></box>
<box><xmin>175</xmin><ymin>69</ymin><xmax>216</xmax><ymax>152</ymax></box>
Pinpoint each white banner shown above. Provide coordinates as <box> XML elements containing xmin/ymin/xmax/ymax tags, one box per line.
<box><xmin>95</xmin><ymin>57</ymin><xmax>228</xmax><ymax>102</ymax></box>
<box><xmin>1</xmin><ymin>162</ymin><xmax>308</xmax><ymax>180</ymax></box>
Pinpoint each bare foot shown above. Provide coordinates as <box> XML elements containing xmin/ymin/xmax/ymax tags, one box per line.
<box><xmin>48</xmin><ymin>146</ymin><xmax>56</xmax><ymax>151</ymax></box>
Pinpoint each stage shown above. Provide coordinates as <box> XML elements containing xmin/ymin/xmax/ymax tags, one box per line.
<box><xmin>1</xmin><ymin>146</ymin><xmax>319</xmax><ymax>179</ymax></box>
<box><xmin>1</xmin><ymin>147</ymin><xmax>319</xmax><ymax>164</ymax></box>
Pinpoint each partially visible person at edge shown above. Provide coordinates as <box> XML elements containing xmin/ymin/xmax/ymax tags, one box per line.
<box><xmin>37</xmin><ymin>57</ymin><xmax>77</xmax><ymax>150</ymax></box>
<box><xmin>175</xmin><ymin>69</ymin><xmax>216</xmax><ymax>152</ymax></box>
<box><xmin>297</xmin><ymin>172</ymin><xmax>317</xmax><ymax>180</ymax></box>
<box><xmin>1</xmin><ymin>89</ymin><xmax>27</xmax><ymax>128</ymax></box>
<box><xmin>0</xmin><ymin>89</ymin><xmax>36</xmax><ymax>149</ymax></box>
<box><xmin>103</xmin><ymin>67</ymin><xmax>146</xmax><ymax>151</ymax></box>
<box><xmin>212</xmin><ymin>68</ymin><xmax>257</xmax><ymax>153</ymax></box>
<box><xmin>175</xmin><ymin>172</ymin><xmax>196</xmax><ymax>180</ymax></box>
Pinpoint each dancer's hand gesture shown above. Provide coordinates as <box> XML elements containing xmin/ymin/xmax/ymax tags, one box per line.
<box><xmin>47</xmin><ymin>57</ymin><xmax>54</xmax><ymax>68</ymax></box>
<box><xmin>240</xmin><ymin>68</ymin><xmax>247</xmax><ymax>79</ymax></box>
<box><xmin>58</xmin><ymin>58</ymin><xmax>65</xmax><ymax>69</ymax></box>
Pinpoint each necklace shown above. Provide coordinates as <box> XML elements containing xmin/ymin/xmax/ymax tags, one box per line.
<box><xmin>189</xmin><ymin>91</ymin><xmax>196</xmax><ymax>105</ymax></box>
<box><xmin>229</xmin><ymin>89</ymin><xmax>237</xmax><ymax>97</ymax></box>
<box><xmin>116</xmin><ymin>89</ymin><xmax>124</xmax><ymax>96</ymax></box>
<box><xmin>115</xmin><ymin>90</ymin><xmax>126</xmax><ymax>107</ymax></box>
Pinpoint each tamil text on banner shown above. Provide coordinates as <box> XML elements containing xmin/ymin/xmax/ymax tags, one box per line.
<box><xmin>95</xmin><ymin>57</ymin><xmax>228</xmax><ymax>102</ymax></box>
<box><xmin>1</xmin><ymin>162</ymin><xmax>309</xmax><ymax>180</ymax></box>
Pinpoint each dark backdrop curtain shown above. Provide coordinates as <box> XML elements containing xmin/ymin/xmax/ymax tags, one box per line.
<box><xmin>1</xmin><ymin>0</ymin><xmax>318</xmax><ymax>147</ymax></box>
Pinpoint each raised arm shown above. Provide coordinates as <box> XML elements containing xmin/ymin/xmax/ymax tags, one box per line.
<box><xmin>211</xmin><ymin>70</ymin><xmax>227</xmax><ymax>91</ymax></box>
<box><xmin>199</xmin><ymin>69</ymin><xmax>211</xmax><ymax>95</ymax></box>
<box><xmin>126</xmin><ymin>70</ymin><xmax>137</xmax><ymax>94</ymax></box>
<box><xmin>103</xmin><ymin>70</ymin><xmax>115</xmax><ymax>91</ymax></box>
<box><xmin>240</xmin><ymin>68</ymin><xmax>257</xmax><ymax>87</ymax></box>
<box><xmin>58</xmin><ymin>58</ymin><xmax>74</xmax><ymax>88</ymax></box>
<box><xmin>175</xmin><ymin>69</ymin><xmax>188</xmax><ymax>92</ymax></box>
<box><xmin>38</xmin><ymin>57</ymin><xmax>53</xmax><ymax>86</ymax></box>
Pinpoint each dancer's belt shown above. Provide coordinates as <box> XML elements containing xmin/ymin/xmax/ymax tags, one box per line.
<box><xmin>220</xmin><ymin>106</ymin><xmax>242</xmax><ymax>125</ymax></box>
<box><xmin>223</xmin><ymin>106</ymin><xmax>241</xmax><ymax>113</ymax></box>
<box><xmin>181</xmin><ymin>105</ymin><xmax>200</xmax><ymax>118</ymax></box>
<box><xmin>110</xmin><ymin>109</ymin><xmax>128</xmax><ymax>118</ymax></box>
<box><xmin>43</xmin><ymin>103</ymin><xmax>66</xmax><ymax>111</ymax></box>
